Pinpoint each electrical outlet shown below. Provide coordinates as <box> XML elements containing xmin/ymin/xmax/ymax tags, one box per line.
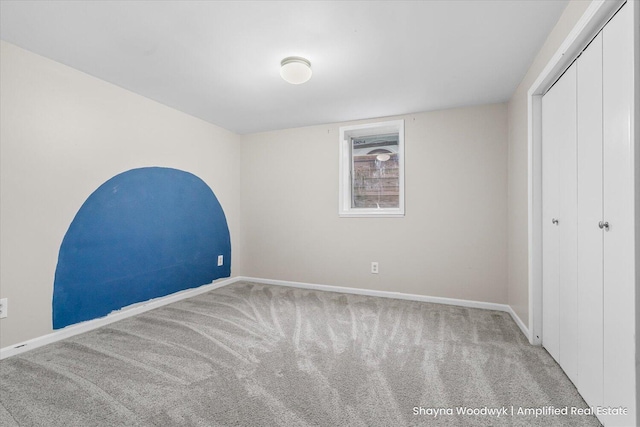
<box><xmin>0</xmin><ymin>298</ymin><xmax>7</xmax><ymax>319</ymax></box>
<box><xmin>371</xmin><ymin>262</ymin><xmax>379</xmax><ymax>274</ymax></box>
<box><xmin>217</xmin><ymin>255</ymin><xmax>224</xmax><ymax>266</ymax></box>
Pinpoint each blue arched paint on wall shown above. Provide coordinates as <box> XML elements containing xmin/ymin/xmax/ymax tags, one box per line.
<box><xmin>52</xmin><ymin>167</ymin><xmax>231</xmax><ymax>329</ymax></box>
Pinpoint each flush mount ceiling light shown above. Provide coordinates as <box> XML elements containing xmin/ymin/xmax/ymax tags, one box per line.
<box><xmin>280</xmin><ymin>56</ymin><xmax>312</xmax><ymax>84</ymax></box>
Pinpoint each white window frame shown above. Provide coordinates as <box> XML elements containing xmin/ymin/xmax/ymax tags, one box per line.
<box><xmin>339</xmin><ymin>119</ymin><xmax>405</xmax><ymax>217</ymax></box>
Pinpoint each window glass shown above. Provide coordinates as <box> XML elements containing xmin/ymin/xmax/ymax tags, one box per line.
<box><xmin>351</xmin><ymin>133</ymin><xmax>399</xmax><ymax>208</ymax></box>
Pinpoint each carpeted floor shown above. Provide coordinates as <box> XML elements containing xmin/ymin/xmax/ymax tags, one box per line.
<box><xmin>0</xmin><ymin>281</ymin><xmax>601</xmax><ymax>426</ymax></box>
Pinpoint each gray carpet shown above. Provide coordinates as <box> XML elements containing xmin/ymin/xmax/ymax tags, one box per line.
<box><xmin>0</xmin><ymin>281</ymin><xmax>600</xmax><ymax>426</ymax></box>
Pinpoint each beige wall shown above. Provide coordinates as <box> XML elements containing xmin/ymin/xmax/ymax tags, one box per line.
<box><xmin>241</xmin><ymin>104</ymin><xmax>508</xmax><ymax>303</ymax></box>
<box><xmin>1</xmin><ymin>40</ymin><xmax>509</xmax><ymax>349</ymax></box>
<box><xmin>0</xmin><ymin>41</ymin><xmax>243</xmax><ymax>347</ymax></box>
<box><xmin>507</xmin><ymin>0</ymin><xmax>591</xmax><ymax>327</ymax></box>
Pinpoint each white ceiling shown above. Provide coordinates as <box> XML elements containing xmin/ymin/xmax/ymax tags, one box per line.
<box><xmin>0</xmin><ymin>1</ymin><xmax>568</xmax><ymax>134</ymax></box>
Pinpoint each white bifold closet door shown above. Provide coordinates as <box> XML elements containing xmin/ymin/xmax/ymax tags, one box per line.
<box><xmin>601</xmin><ymin>4</ymin><xmax>634</xmax><ymax>425</ymax></box>
<box><xmin>541</xmin><ymin>62</ymin><xmax>578</xmax><ymax>384</ymax></box>
<box><xmin>541</xmin><ymin>78</ymin><xmax>561</xmax><ymax>364</ymax></box>
<box><xmin>542</xmin><ymin>3</ymin><xmax>635</xmax><ymax>426</ymax></box>
<box><xmin>576</xmin><ymin>32</ymin><xmax>603</xmax><ymax>409</ymax></box>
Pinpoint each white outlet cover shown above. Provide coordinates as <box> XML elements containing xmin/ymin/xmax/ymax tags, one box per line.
<box><xmin>217</xmin><ymin>255</ymin><xmax>224</xmax><ymax>266</ymax></box>
<box><xmin>0</xmin><ymin>298</ymin><xmax>7</xmax><ymax>318</ymax></box>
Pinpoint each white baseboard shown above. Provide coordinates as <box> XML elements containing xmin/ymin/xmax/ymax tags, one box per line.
<box><xmin>237</xmin><ymin>276</ymin><xmax>531</xmax><ymax>339</ymax></box>
<box><xmin>1</xmin><ymin>275</ymin><xmax>532</xmax><ymax>359</ymax></box>
<box><xmin>238</xmin><ymin>276</ymin><xmax>509</xmax><ymax>310</ymax></box>
<box><xmin>0</xmin><ymin>276</ymin><xmax>240</xmax><ymax>360</ymax></box>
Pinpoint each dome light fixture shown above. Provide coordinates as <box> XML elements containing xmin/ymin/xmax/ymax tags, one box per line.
<box><xmin>280</xmin><ymin>56</ymin><xmax>312</xmax><ymax>84</ymax></box>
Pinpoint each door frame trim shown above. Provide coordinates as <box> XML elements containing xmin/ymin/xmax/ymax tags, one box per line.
<box><xmin>527</xmin><ymin>0</ymin><xmax>626</xmax><ymax>345</ymax></box>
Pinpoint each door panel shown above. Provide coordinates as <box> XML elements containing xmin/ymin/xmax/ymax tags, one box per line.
<box><xmin>602</xmin><ymin>4</ymin><xmax>635</xmax><ymax>426</ymax></box>
<box><xmin>541</xmin><ymin>71</ymin><xmax>565</xmax><ymax>364</ymax></box>
<box><xmin>556</xmin><ymin>64</ymin><xmax>579</xmax><ymax>384</ymax></box>
<box><xmin>576</xmin><ymin>32</ymin><xmax>603</xmax><ymax>408</ymax></box>
<box><xmin>541</xmin><ymin>85</ymin><xmax>560</xmax><ymax>363</ymax></box>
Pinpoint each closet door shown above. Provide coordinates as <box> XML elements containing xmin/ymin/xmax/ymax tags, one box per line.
<box><xmin>602</xmin><ymin>3</ymin><xmax>635</xmax><ymax>425</ymax></box>
<box><xmin>556</xmin><ymin>64</ymin><xmax>578</xmax><ymax>384</ymax></box>
<box><xmin>541</xmin><ymin>63</ymin><xmax>577</xmax><ymax>371</ymax></box>
<box><xmin>541</xmin><ymin>79</ymin><xmax>561</xmax><ymax>363</ymax></box>
<box><xmin>576</xmin><ymin>32</ymin><xmax>603</xmax><ymax>408</ymax></box>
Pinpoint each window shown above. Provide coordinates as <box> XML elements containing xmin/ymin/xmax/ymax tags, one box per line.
<box><xmin>339</xmin><ymin>120</ymin><xmax>405</xmax><ymax>217</ymax></box>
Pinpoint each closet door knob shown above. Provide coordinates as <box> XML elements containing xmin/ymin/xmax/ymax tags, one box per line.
<box><xmin>552</xmin><ymin>218</ymin><xmax>559</xmax><ymax>225</ymax></box>
<box><xmin>598</xmin><ymin>221</ymin><xmax>609</xmax><ymax>231</ymax></box>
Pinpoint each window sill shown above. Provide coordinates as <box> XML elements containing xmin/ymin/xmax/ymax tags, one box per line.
<box><xmin>339</xmin><ymin>210</ymin><xmax>405</xmax><ymax>218</ymax></box>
